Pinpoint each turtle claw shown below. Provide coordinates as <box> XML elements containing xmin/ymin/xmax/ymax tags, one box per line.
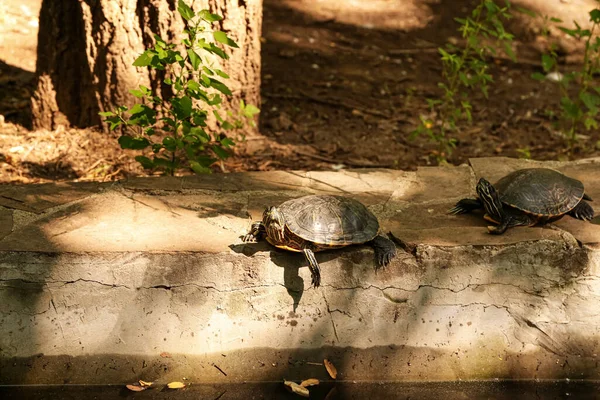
<box><xmin>448</xmin><ymin>206</ymin><xmax>464</xmax><ymax>215</ymax></box>
<box><xmin>242</xmin><ymin>233</ymin><xmax>260</xmax><ymax>243</ymax></box>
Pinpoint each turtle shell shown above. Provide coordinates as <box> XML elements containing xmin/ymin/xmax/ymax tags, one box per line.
<box><xmin>494</xmin><ymin>168</ymin><xmax>585</xmax><ymax>216</ymax></box>
<box><xmin>278</xmin><ymin>195</ymin><xmax>379</xmax><ymax>246</ymax></box>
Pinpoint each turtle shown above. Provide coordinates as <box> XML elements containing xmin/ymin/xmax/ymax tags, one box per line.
<box><xmin>449</xmin><ymin>168</ymin><xmax>594</xmax><ymax>234</ymax></box>
<box><xmin>243</xmin><ymin>194</ymin><xmax>397</xmax><ymax>287</ymax></box>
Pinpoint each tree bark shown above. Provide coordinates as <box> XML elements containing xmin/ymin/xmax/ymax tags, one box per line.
<box><xmin>31</xmin><ymin>0</ymin><xmax>262</xmax><ymax>132</ymax></box>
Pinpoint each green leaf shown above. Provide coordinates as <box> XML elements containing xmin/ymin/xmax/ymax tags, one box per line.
<box><xmin>591</xmin><ymin>9</ymin><xmax>600</xmax><ymax>23</ymax></box>
<box><xmin>209</xmin><ymin>78</ymin><xmax>232</xmax><ymax>95</ymax></box>
<box><xmin>531</xmin><ymin>72</ymin><xmax>546</xmax><ymax>81</ymax></box>
<box><xmin>558</xmin><ymin>27</ymin><xmax>578</xmax><ymax>37</ymax></box>
<box><xmin>220</xmin><ymin>137</ymin><xmax>235</xmax><ymax>147</ymax></box>
<box><xmin>172</xmin><ymin>96</ymin><xmax>193</xmax><ymax>119</ymax></box>
<box><xmin>154</xmin><ymin>34</ymin><xmax>167</xmax><ymax>48</ymax></box>
<box><xmin>212</xmin><ymin>145</ymin><xmax>230</xmax><ymax>159</ymax></box>
<box><xmin>550</xmin><ymin>17</ymin><xmax>563</xmax><ymax>23</ymax></box>
<box><xmin>541</xmin><ymin>54</ymin><xmax>555</xmax><ymax>72</ymax></box>
<box><xmin>198</xmin><ymin>10</ymin><xmax>223</xmax><ymax>22</ymax></box>
<box><xmin>503</xmin><ymin>41</ymin><xmax>516</xmax><ymax>62</ymax></box>
<box><xmin>187</xmin><ymin>49</ymin><xmax>201</xmax><ymax>70</ymax></box>
<box><xmin>105</xmin><ymin>116</ymin><xmax>122</xmax><ymax>130</ymax></box>
<box><xmin>213</xmin><ymin>110</ymin><xmax>224</xmax><ymax>123</ymax></box>
<box><xmin>177</xmin><ymin>0</ymin><xmax>195</xmax><ymax>21</ymax></box>
<box><xmin>98</xmin><ymin>111</ymin><xmax>115</xmax><ymax>117</ymax></box>
<box><xmin>242</xmin><ymin>103</ymin><xmax>260</xmax><ymax>118</ymax></box>
<box><xmin>133</xmin><ymin>51</ymin><xmax>155</xmax><ymax>67</ymax></box>
<box><xmin>515</xmin><ymin>6</ymin><xmax>536</xmax><ymax>18</ymax></box>
<box><xmin>202</xmin><ymin>66</ymin><xmax>214</xmax><ymax>76</ymax></box>
<box><xmin>580</xmin><ymin>91</ymin><xmax>600</xmax><ymax>113</ymax></box>
<box><xmin>135</xmin><ymin>156</ymin><xmax>155</xmax><ymax>169</ymax></box>
<box><xmin>584</xmin><ymin>117</ymin><xmax>598</xmax><ymax>130</ymax></box>
<box><xmin>207</xmin><ymin>43</ymin><xmax>229</xmax><ymax>59</ymax></box>
<box><xmin>129</xmin><ymin>89</ymin><xmax>146</xmax><ymax>98</ymax></box>
<box><xmin>214</xmin><ymin>68</ymin><xmax>230</xmax><ymax>79</ymax></box>
<box><xmin>560</xmin><ymin>97</ymin><xmax>582</xmax><ymax>119</ymax></box>
<box><xmin>163</xmin><ymin>137</ymin><xmax>177</xmax><ymax>152</ymax></box>
<box><xmin>213</xmin><ymin>31</ymin><xmax>239</xmax><ymax>48</ymax></box>
<box><xmin>221</xmin><ymin>121</ymin><xmax>235</xmax><ymax>130</ymax></box>
<box><xmin>118</xmin><ymin>136</ymin><xmax>151</xmax><ymax>150</ymax></box>
<box><xmin>190</xmin><ymin>161</ymin><xmax>212</xmax><ymax>174</ymax></box>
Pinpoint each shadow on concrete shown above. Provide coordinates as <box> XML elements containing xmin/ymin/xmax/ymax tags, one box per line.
<box><xmin>0</xmin><ymin>60</ymin><xmax>35</xmax><ymax>128</ymax></box>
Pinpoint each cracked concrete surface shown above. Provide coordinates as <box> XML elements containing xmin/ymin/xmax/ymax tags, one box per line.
<box><xmin>1</xmin><ymin>157</ymin><xmax>600</xmax><ymax>384</ymax></box>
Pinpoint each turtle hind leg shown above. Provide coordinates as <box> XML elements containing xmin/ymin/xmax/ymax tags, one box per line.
<box><xmin>449</xmin><ymin>198</ymin><xmax>483</xmax><ymax>215</ymax></box>
<box><xmin>302</xmin><ymin>247</ymin><xmax>322</xmax><ymax>288</ymax></box>
<box><xmin>369</xmin><ymin>235</ymin><xmax>397</xmax><ymax>268</ymax></box>
<box><xmin>569</xmin><ymin>201</ymin><xmax>595</xmax><ymax>221</ymax></box>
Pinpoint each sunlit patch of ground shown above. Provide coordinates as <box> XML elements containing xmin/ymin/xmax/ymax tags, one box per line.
<box><xmin>280</xmin><ymin>0</ymin><xmax>435</xmax><ymax>31</ymax></box>
<box><xmin>0</xmin><ymin>0</ymin><xmax>39</xmax><ymax>72</ymax></box>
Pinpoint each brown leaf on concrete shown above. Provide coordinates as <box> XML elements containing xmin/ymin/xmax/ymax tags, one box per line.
<box><xmin>160</xmin><ymin>352</ymin><xmax>172</xmax><ymax>358</ymax></box>
<box><xmin>283</xmin><ymin>380</ymin><xmax>310</xmax><ymax>397</ymax></box>
<box><xmin>300</xmin><ymin>378</ymin><xmax>320</xmax><ymax>387</ymax></box>
<box><xmin>125</xmin><ymin>384</ymin><xmax>146</xmax><ymax>392</ymax></box>
<box><xmin>324</xmin><ymin>359</ymin><xmax>337</xmax><ymax>379</ymax></box>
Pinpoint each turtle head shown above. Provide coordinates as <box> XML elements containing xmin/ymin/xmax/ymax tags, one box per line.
<box><xmin>262</xmin><ymin>206</ymin><xmax>286</xmax><ymax>243</ymax></box>
<box><xmin>476</xmin><ymin>178</ymin><xmax>503</xmax><ymax>223</ymax></box>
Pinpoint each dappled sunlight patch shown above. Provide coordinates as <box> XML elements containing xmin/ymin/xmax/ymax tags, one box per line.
<box><xmin>280</xmin><ymin>0</ymin><xmax>434</xmax><ymax>31</ymax></box>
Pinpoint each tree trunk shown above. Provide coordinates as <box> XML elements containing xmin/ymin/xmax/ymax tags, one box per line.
<box><xmin>31</xmin><ymin>0</ymin><xmax>262</xmax><ymax>132</ymax></box>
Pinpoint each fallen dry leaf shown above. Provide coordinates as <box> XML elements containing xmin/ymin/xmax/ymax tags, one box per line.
<box><xmin>125</xmin><ymin>384</ymin><xmax>146</xmax><ymax>392</ymax></box>
<box><xmin>139</xmin><ymin>380</ymin><xmax>153</xmax><ymax>387</ymax></box>
<box><xmin>167</xmin><ymin>381</ymin><xmax>186</xmax><ymax>389</ymax></box>
<box><xmin>300</xmin><ymin>378</ymin><xmax>320</xmax><ymax>387</ymax></box>
<box><xmin>324</xmin><ymin>359</ymin><xmax>337</xmax><ymax>379</ymax></box>
<box><xmin>284</xmin><ymin>380</ymin><xmax>310</xmax><ymax>397</ymax></box>
<box><xmin>160</xmin><ymin>352</ymin><xmax>172</xmax><ymax>358</ymax></box>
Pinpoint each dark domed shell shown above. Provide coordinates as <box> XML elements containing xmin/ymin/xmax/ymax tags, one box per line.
<box><xmin>495</xmin><ymin>168</ymin><xmax>585</xmax><ymax>216</ymax></box>
<box><xmin>279</xmin><ymin>195</ymin><xmax>379</xmax><ymax>245</ymax></box>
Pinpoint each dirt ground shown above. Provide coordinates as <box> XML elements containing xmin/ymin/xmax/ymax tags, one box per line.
<box><xmin>1</xmin><ymin>0</ymin><xmax>599</xmax><ymax>183</ymax></box>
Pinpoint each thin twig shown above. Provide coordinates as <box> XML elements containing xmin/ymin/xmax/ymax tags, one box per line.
<box><xmin>292</xmin><ymin>148</ymin><xmax>394</xmax><ymax>168</ymax></box>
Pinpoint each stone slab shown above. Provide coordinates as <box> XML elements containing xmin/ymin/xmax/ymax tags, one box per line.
<box><xmin>0</xmin><ymin>181</ymin><xmax>111</xmax><ymax>213</ymax></box>
<box><xmin>2</xmin><ymin>158</ymin><xmax>600</xmax><ymax>385</ymax></box>
<box><xmin>0</xmin><ymin>208</ymin><xmax>12</xmax><ymax>241</ymax></box>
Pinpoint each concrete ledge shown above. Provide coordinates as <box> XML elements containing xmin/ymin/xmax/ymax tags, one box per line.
<box><xmin>1</xmin><ymin>157</ymin><xmax>600</xmax><ymax>384</ymax></box>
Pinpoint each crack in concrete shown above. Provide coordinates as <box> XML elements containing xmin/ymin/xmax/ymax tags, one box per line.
<box><xmin>0</xmin><ymin>278</ymin><xmax>130</xmax><ymax>289</ymax></box>
<box><xmin>142</xmin><ymin>282</ymin><xmax>285</xmax><ymax>293</ymax></box>
<box><xmin>321</xmin><ymin>291</ymin><xmax>340</xmax><ymax>343</ymax></box>
<box><xmin>324</xmin><ymin>281</ymin><xmax>546</xmax><ymax>298</ymax></box>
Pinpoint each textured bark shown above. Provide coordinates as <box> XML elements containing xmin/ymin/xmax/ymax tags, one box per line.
<box><xmin>31</xmin><ymin>0</ymin><xmax>262</xmax><ymax>131</ymax></box>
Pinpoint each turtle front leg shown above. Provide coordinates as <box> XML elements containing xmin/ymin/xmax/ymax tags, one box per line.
<box><xmin>370</xmin><ymin>235</ymin><xmax>397</xmax><ymax>268</ymax></box>
<box><xmin>487</xmin><ymin>212</ymin><xmax>531</xmax><ymax>234</ymax></box>
<box><xmin>487</xmin><ymin>218</ymin><xmax>511</xmax><ymax>235</ymax></box>
<box><xmin>243</xmin><ymin>221</ymin><xmax>266</xmax><ymax>242</ymax></box>
<box><xmin>302</xmin><ymin>247</ymin><xmax>322</xmax><ymax>288</ymax></box>
<box><xmin>449</xmin><ymin>198</ymin><xmax>483</xmax><ymax>215</ymax></box>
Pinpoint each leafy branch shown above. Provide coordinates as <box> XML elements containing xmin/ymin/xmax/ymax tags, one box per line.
<box><xmin>100</xmin><ymin>0</ymin><xmax>259</xmax><ymax>175</ymax></box>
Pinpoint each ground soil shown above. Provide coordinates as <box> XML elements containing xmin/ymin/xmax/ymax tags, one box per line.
<box><xmin>1</xmin><ymin>0</ymin><xmax>599</xmax><ymax>184</ymax></box>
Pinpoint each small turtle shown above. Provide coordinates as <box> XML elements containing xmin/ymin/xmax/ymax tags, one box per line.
<box><xmin>450</xmin><ymin>168</ymin><xmax>594</xmax><ymax>234</ymax></box>
<box><xmin>243</xmin><ymin>195</ymin><xmax>397</xmax><ymax>287</ymax></box>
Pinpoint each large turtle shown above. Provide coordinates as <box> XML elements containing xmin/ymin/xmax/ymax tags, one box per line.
<box><xmin>450</xmin><ymin>168</ymin><xmax>594</xmax><ymax>234</ymax></box>
<box><xmin>243</xmin><ymin>195</ymin><xmax>397</xmax><ymax>287</ymax></box>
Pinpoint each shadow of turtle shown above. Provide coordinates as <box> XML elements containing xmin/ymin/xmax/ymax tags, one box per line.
<box><xmin>230</xmin><ymin>241</ymin><xmax>355</xmax><ymax>311</ymax></box>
